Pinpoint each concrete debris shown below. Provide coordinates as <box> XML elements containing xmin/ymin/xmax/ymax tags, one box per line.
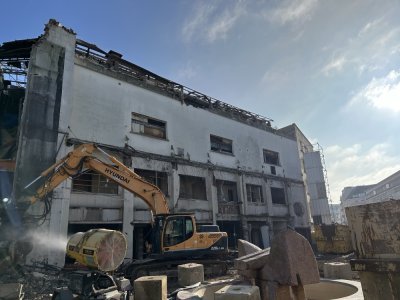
<box><xmin>346</xmin><ymin>199</ymin><xmax>400</xmax><ymax>299</ymax></box>
<box><xmin>237</xmin><ymin>239</ymin><xmax>262</xmax><ymax>258</ymax></box>
<box><xmin>214</xmin><ymin>285</ymin><xmax>261</xmax><ymax>300</ymax></box>
<box><xmin>235</xmin><ymin>229</ymin><xmax>319</xmax><ymax>300</ymax></box>
<box><xmin>323</xmin><ymin>262</ymin><xmax>356</xmax><ymax>280</ymax></box>
<box><xmin>0</xmin><ymin>261</ymin><xmax>133</xmax><ymax>299</ymax></box>
<box><xmin>134</xmin><ymin>275</ymin><xmax>167</xmax><ymax>300</ymax></box>
<box><xmin>0</xmin><ymin>283</ymin><xmax>24</xmax><ymax>300</ymax></box>
<box><xmin>178</xmin><ymin>263</ymin><xmax>204</xmax><ymax>287</ymax></box>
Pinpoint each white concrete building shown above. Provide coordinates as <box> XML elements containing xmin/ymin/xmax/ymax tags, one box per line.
<box><xmin>2</xmin><ymin>21</ymin><xmax>317</xmax><ymax>266</ymax></box>
<box><xmin>341</xmin><ymin>170</ymin><xmax>400</xmax><ymax>209</ymax></box>
<box><xmin>278</xmin><ymin>125</ymin><xmax>332</xmax><ymax>225</ymax></box>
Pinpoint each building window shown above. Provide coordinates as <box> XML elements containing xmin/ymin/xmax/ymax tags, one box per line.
<box><xmin>313</xmin><ymin>215</ymin><xmax>323</xmax><ymax>225</ymax></box>
<box><xmin>179</xmin><ymin>175</ymin><xmax>207</xmax><ymax>200</ymax></box>
<box><xmin>216</xmin><ymin>180</ymin><xmax>238</xmax><ymax>202</ymax></box>
<box><xmin>134</xmin><ymin>169</ymin><xmax>169</xmax><ymax>196</ymax></box>
<box><xmin>72</xmin><ymin>170</ymin><xmax>119</xmax><ymax>194</ymax></box>
<box><xmin>246</xmin><ymin>184</ymin><xmax>264</xmax><ymax>203</ymax></box>
<box><xmin>131</xmin><ymin>113</ymin><xmax>166</xmax><ymax>139</ymax></box>
<box><xmin>271</xmin><ymin>187</ymin><xmax>286</xmax><ymax>204</ymax></box>
<box><xmin>263</xmin><ymin>149</ymin><xmax>280</xmax><ymax>165</ymax></box>
<box><xmin>210</xmin><ymin>135</ymin><xmax>233</xmax><ymax>154</ymax></box>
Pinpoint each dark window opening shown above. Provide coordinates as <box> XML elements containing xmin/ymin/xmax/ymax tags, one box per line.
<box><xmin>270</xmin><ymin>166</ymin><xmax>276</xmax><ymax>175</ymax></box>
<box><xmin>210</xmin><ymin>135</ymin><xmax>233</xmax><ymax>154</ymax></box>
<box><xmin>134</xmin><ymin>168</ymin><xmax>168</xmax><ymax>196</ymax></box>
<box><xmin>0</xmin><ymin>87</ymin><xmax>25</xmax><ymax>160</ymax></box>
<box><xmin>179</xmin><ymin>175</ymin><xmax>207</xmax><ymax>200</ymax></box>
<box><xmin>271</xmin><ymin>187</ymin><xmax>286</xmax><ymax>204</ymax></box>
<box><xmin>313</xmin><ymin>215</ymin><xmax>323</xmax><ymax>225</ymax></box>
<box><xmin>263</xmin><ymin>149</ymin><xmax>280</xmax><ymax>165</ymax></box>
<box><xmin>131</xmin><ymin>112</ymin><xmax>166</xmax><ymax>139</ymax></box>
<box><xmin>216</xmin><ymin>180</ymin><xmax>238</xmax><ymax>202</ymax></box>
<box><xmin>246</xmin><ymin>184</ymin><xmax>264</xmax><ymax>203</ymax></box>
<box><xmin>72</xmin><ymin>170</ymin><xmax>119</xmax><ymax>194</ymax></box>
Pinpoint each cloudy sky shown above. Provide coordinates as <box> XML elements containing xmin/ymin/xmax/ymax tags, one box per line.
<box><xmin>2</xmin><ymin>0</ymin><xmax>400</xmax><ymax>202</ymax></box>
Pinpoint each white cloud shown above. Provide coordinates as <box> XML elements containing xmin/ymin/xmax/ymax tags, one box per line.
<box><xmin>324</xmin><ymin>143</ymin><xmax>400</xmax><ymax>203</ymax></box>
<box><xmin>349</xmin><ymin>69</ymin><xmax>400</xmax><ymax>113</ymax></box>
<box><xmin>321</xmin><ymin>18</ymin><xmax>400</xmax><ymax>76</ymax></box>
<box><xmin>181</xmin><ymin>1</ymin><xmax>246</xmax><ymax>43</ymax></box>
<box><xmin>182</xmin><ymin>3</ymin><xmax>216</xmax><ymax>43</ymax></box>
<box><xmin>358</xmin><ymin>18</ymin><xmax>383</xmax><ymax>37</ymax></box>
<box><xmin>266</xmin><ymin>0</ymin><xmax>318</xmax><ymax>25</ymax></box>
<box><xmin>322</xmin><ymin>56</ymin><xmax>347</xmax><ymax>76</ymax></box>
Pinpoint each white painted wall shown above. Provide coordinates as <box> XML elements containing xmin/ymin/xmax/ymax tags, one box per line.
<box><xmin>70</xmin><ymin>65</ymin><xmax>302</xmax><ymax>181</ymax></box>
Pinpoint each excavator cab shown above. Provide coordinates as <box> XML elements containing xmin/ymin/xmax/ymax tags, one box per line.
<box><xmin>151</xmin><ymin>214</ymin><xmax>228</xmax><ymax>258</ymax></box>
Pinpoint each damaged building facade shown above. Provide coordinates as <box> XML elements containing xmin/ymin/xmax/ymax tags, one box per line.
<box><xmin>1</xmin><ymin>21</ymin><xmax>325</xmax><ymax>266</ymax></box>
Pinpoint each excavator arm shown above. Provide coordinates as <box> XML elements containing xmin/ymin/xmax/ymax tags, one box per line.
<box><xmin>26</xmin><ymin>144</ymin><xmax>169</xmax><ymax>215</ymax></box>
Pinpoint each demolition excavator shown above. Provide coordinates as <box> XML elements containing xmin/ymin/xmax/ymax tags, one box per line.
<box><xmin>24</xmin><ymin>143</ymin><xmax>229</xmax><ymax>279</ymax></box>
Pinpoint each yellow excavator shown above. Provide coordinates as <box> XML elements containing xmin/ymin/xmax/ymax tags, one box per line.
<box><xmin>25</xmin><ymin>143</ymin><xmax>229</xmax><ymax>278</ymax></box>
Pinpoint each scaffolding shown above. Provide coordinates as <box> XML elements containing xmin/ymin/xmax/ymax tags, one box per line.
<box><xmin>313</xmin><ymin>143</ymin><xmax>335</xmax><ymax>222</ymax></box>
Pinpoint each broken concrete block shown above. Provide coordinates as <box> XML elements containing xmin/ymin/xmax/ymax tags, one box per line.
<box><xmin>238</xmin><ymin>239</ymin><xmax>262</xmax><ymax>257</ymax></box>
<box><xmin>235</xmin><ymin>248</ymin><xmax>271</xmax><ymax>271</ymax></box>
<box><xmin>214</xmin><ymin>285</ymin><xmax>261</xmax><ymax>300</ymax></box>
<box><xmin>115</xmin><ymin>277</ymin><xmax>132</xmax><ymax>291</ymax></box>
<box><xmin>323</xmin><ymin>262</ymin><xmax>354</xmax><ymax>280</ymax></box>
<box><xmin>0</xmin><ymin>283</ymin><xmax>24</xmax><ymax>300</ymax></box>
<box><xmin>134</xmin><ymin>275</ymin><xmax>167</xmax><ymax>300</ymax></box>
<box><xmin>258</xmin><ymin>229</ymin><xmax>319</xmax><ymax>286</ymax></box>
<box><xmin>178</xmin><ymin>263</ymin><xmax>204</xmax><ymax>287</ymax></box>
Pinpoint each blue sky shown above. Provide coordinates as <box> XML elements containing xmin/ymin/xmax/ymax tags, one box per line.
<box><xmin>2</xmin><ymin>0</ymin><xmax>400</xmax><ymax>202</ymax></box>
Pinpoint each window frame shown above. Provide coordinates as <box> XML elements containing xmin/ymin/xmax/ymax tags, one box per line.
<box><xmin>131</xmin><ymin>112</ymin><xmax>167</xmax><ymax>140</ymax></box>
<box><xmin>263</xmin><ymin>149</ymin><xmax>280</xmax><ymax>166</ymax></box>
<box><xmin>178</xmin><ymin>174</ymin><xmax>207</xmax><ymax>200</ymax></box>
<box><xmin>246</xmin><ymin>184</ymin><xmax>264</xmax><ymax>203</ymax></box>
<box><xmin>210</xmin><ymin>134</ymin><xmax>233</xmax><ymax>155</ymax></box>
<box><xmin>271</xmin><ymin>187</ymin><xmax>286</xmax><ymax>205</ymax></box>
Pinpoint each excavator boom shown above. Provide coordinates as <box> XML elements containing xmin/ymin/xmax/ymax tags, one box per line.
<box><xmin>27</xmin><ymin>143</ymin><xmax>169</xmax><ymax>215</ymax></box>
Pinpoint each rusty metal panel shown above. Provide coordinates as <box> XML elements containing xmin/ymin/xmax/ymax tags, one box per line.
<box><xmin>345</xmin><ymin>199</ymin><xmax>400</xmax><ymax>259</ymax></box>
<box><xmin>313</xmin><ymin>224</ymin><xmax>353</xmax><ymax>254</ymax></box>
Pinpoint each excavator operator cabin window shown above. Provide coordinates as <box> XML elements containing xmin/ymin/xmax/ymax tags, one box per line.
<box><xmin>163</xmin><ymin>217</ymin><xmax>193</xmax><ymax>247</ymax></box>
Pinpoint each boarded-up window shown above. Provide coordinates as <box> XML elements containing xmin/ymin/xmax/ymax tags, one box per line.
<box><xmin>263</xmin><ymin>149</ymin><xmax>280</xmax><ymax>165</ymax></box>
<box><xmin>210</xmin><ymin>135</ymin><xmax>233</xmax><ymax>154</ymax></box>
<box><xmin>216</xmin><ymin>180</ymin><xmax>238</xmax><ymax>202</ymax></box>
<box><xmin>72</xmin><ymin>170</ymin><xmax>119</xmax><ymax>194</ymax></box>
<box><xmin>271</xmin><ymin>187</ymin><xmax>286</xmax><ymax>204</ymax></box>
<box><xmin>134</xmin><ymin>168</ymin><xmax>168</xmax><ymax>196</ymax></box>
<box><xmin>131</xmin><ymin>113</ymin><xmax>166</xmax><ymax>139</ymax></box>
<box><xmin>246</xmin><ymin>184</ymin><xmax>264</xmax><ymax>203</ymax></box>
<box><xmin>179</xmin><ymin>175</ymin><xmax>207</xmax><ymax>200</ymax></box>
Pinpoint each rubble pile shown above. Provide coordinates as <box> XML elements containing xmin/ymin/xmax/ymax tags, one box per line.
<box><xmin>0</xmin><ymin>260</ymin><xmax>68</xmax><ymax>299</ymax></box>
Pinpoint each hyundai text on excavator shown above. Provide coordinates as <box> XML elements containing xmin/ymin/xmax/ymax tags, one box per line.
<box><xmin>24</xmin><ymin>143</ymin><xmax>229</xmax><ymax>279</ymax></box>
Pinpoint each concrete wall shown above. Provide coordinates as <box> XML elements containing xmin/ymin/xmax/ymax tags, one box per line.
<box><xmin>14</xmin><ymin>21</ymin><xmax>76</xmax><ymax>266</ymax></box>
<box><xmin>69</xmin><ymin>65</ymin><xmax>302</xmax><ymax>180</ymax></box>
